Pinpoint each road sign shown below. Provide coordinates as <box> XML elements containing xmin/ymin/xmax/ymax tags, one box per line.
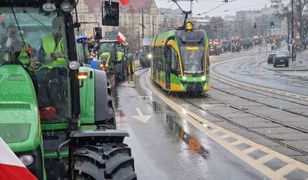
<box><xmin>142</xmin><ymin>38</ymin><xmax>153</xmax><ymax>46</ymax></box>
<box><xmin>286</xmin><ymin>37</ymin><xmax>293</xmax><ymax>45</ymax></box>
<box><xmin>105</xmin><ymin>31</ymin><xmax>118</xmax><ymax>40</ymax></box>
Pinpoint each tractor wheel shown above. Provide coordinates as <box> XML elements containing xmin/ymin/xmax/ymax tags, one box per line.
<box><xmin>73</xmin><ymin>143</ymin><xmax>136</xmax><ymax>180</ymax></box>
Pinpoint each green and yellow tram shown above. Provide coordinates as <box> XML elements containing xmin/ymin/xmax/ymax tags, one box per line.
<box><xmin>151</xmin><ymin>22</ymin><xmax>210</xmax><ymax>93</ymax></box>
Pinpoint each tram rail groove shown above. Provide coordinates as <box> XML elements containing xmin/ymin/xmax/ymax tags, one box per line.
<box><xmin>189</xmin><ymin>53</ymin><xmax>308</xmax><ymax>160</ymax></box>
<box><xmin>182</xmin><ymin>98</ymin><xmax>308</xmax><ymax>156</ymax></box>
<box><xmin>211</xmin><ymin>86</ymin><xmax>308</xmax><ymax>118</ymax></box>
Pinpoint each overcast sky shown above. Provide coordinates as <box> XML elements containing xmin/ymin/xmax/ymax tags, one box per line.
<box><xmin>155</xmin><ymin>0</ymin><xmax>271</xmax><ymax>17</ymax></box>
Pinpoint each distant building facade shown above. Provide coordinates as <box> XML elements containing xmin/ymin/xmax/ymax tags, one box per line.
<box><xmin>77</xmin><ymin>0</ymin><xmax>166</xmax><ymax>52</ymax></box>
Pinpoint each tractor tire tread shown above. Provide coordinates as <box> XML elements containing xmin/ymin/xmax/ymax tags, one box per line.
<box><xmin>73</xmin><ymin>144</ymin><xmax>136</xmax><ymax>180</ymax></box>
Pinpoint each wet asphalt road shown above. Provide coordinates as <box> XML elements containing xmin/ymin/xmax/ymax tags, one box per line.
<box><xmin>113</xmin><ymin>69</ymin><xmax>266</xmax><ymax>180</ymax></box>
<box><xmin>212</xmin><ymin>51</ymin><xmax>308</xmax><ymax>96</ymax></box>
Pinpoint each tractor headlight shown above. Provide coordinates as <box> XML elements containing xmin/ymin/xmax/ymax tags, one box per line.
<box><xmin>61</xmin><ymin>2</ymin><xmax>74</xmax><ymax>12</ymax></box>
<box><xmin>42</xmin><ymin>3</ymin><xmax>56</xmax><ymax>12</ymax></box>
<box><xmin>19</xmin><ymin>155</ymin><xmax>34</xmax><ymax>167</ymax></box>
<box><xmin>69</xmin><ymin>61</ymin><xmax>80</xmax><ymax>70</ymax></box>
<box><xmin>201</xmin><ymin>76</ymin><xmax>206</xmax><ymax>81</ymax></box>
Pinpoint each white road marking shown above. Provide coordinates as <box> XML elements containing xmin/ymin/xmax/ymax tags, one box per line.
<box><xmin>132</xmin><ymin>107</ymin><xmax>151</xmax><ymax>123</ymax></box>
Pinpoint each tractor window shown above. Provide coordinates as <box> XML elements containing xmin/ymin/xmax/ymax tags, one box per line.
<box><xmin>0</xmin><ymin>7</ymin><xmax>69</xmax><ymax>123</ymax></box>
<box><xmin>76</xmin><ymin>43</ymin><xmax>86</xmax><ymax>64</ymax></box>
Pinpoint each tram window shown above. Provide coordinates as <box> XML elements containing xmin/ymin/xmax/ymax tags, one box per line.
<box><xmin>159</xmin><ymin>47</ymin><xmax>165</xmax><ymax>70</ymax></box>
<box><xmin>154</xmin><ymin>46</ymin><xmax>164</xmax><ymax>70</ymax></box>
<box><xmin>171</xmin><ymin>47</ymin><xmax>179</xmax><ymax>73</ymax></box>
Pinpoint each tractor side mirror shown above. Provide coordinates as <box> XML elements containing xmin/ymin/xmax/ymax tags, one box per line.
<box><xmin>102</xmin><ymin>1</ymin><xmax>119</xmax><ymax>26</ymax></box>
<box><xmin>94</xmin><ymin>27</ymin><xmax>102</xmax><ymax>40</ymax></box>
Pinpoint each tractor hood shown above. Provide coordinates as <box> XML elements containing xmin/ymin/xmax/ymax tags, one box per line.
<box><xmin>0</xmin><ymin>65</ymin><xmax>40</xmax><ymax>152</ymax></box>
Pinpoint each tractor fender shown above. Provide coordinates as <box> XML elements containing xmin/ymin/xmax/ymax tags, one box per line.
<box><xmin>70</xmin><ymin>130</ymin><xmax>129</xmax><ymax>145</ymax></box>
<box><xmin>94</xmin><ymin>69</ymin><xmax>109</xmax><ymax>124</ymax></box>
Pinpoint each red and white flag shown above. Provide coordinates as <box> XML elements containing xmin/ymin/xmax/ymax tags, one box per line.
<box><xmin>117</xmin><ymin>31</ymin><xmax>126</xmax><ymax>44</ymax></box>
<box><xmin>0</xmin><ymin>137</ymin><xmax>37</xmax><ymax>180</ymax></box>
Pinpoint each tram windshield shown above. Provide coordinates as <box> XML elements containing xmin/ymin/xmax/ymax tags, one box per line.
<box><xmin>180</xmin><ymin>45</ymin><xmax>204</xmax><ymax>73</ymax></box>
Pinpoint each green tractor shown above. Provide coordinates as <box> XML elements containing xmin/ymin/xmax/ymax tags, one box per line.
<box><xmin>98</xmin><ymin>40</ymin><xmax>129</xmax><ymax>82</ymax></box>
<box><xmin>0</xmin><ymin>0</ymin><xmax>136</xmax><ymax>179</ymax></box>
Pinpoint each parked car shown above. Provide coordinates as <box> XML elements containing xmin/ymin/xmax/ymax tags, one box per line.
<box><xmin>267</xmin><ymin>53</ymin><xmax>276</xmax><ymax>64</ymax></box>
<box><xmin>281</xmin><ymin>50</ymin><xmax>290</xmax><ymax>58</ymax></box>
<box><xmin>273</xmin><ymin>53</ymin><xmax>289</xmax><ymax>67</ymax></box>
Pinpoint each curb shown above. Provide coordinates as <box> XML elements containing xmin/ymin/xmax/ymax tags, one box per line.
<box><xmin>261</xmin><ymin>62</ymin><xmax>308</xmax><ymax>72</ymax></box>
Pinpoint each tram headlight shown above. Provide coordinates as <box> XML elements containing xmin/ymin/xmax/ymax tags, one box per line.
<box><xmin>201</xmin><ymin>76</ymin><xmax>206</xmax><ymax>81</ymax></box>
<box><xmin>182</xmin><ymin>76</ymin><xmax>187</xmax><ymax>80</ymax></box>
<box><xmin>147</xmin><ymin>53</ymin><xmax>153</xmax><ymax>59</ymax></box>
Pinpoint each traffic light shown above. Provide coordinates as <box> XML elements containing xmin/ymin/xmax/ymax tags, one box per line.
<box><xmin>270</xmin><ymin>21</ymin><xmax>274</xmax><ymax>28</ymax></box>
<box><xmin>94</xmin><ymin>27</ymin><xmax>102</xmax><ymax>40</ymax></box>
<box><xmin>254</xmin><ymin>23</ymin><xmax>257</xmax><ymax>28</ymax></box>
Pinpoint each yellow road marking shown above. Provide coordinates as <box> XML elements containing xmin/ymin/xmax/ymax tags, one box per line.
<box><xmin>211</xmin><ymin>129</ymin><xmax>220</xmax><ymax>133</ymax></box>
<box><xmin>275</xmin><ymin>164</ymin><xmax>297</xmax><ymax>176</ymax></box>
<box><xmin>146</xmin><ymin>72</ymin><xmax>308</xmax><ymax>179</ymax></box>
<box><xmin>242</xmin><ymin>147</ymin><xmax>256</xmax><ymax>154</ymax></box>
<box><xmin>230</xmin><ymin>141</ymin><xmax>242</xmax><ymax>146</ymax></box>
<box><xmin>220</xmin><ymin>134</ymin><xmax>230</xmax><ymax>139</ymax></box>
<box><xmin>258</xmin><ymin>155</ymin><xmax>274</xmax><ymax>164</ymax></box>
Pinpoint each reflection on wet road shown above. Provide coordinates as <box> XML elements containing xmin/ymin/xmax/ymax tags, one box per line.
<box><xmin>113</xmin><ymin>69</ymin><xmax>267</xmax><ymax>180</ymax></box>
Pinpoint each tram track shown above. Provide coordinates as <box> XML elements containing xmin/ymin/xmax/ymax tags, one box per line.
<box><xmin>182</xmin><ymin>97</ymin><xmax>308</xmax><ymax>156</ymax></box>
<box><xmin>211</xmin><ymin>85</ymin><xmax>308</xmax><ymax>116</ymax></box>
<box><xmin>176</xmin><ymin>54</ymin><xmax>308</xmax><ymax>156</ymax></box>
<box><xmin>211</xmin><ymin>54</ymin><xmax>308</xmax><ymax>101</ymax></box>
<box><xmin>146</xmin><ymin>71</ymin><xmax>308</xmax><ymax>176</ymax></box>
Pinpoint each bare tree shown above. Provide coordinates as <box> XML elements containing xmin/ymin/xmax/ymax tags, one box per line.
<box><xmin>271</xmin><ymin>0</ymin><xmax>308</xmax><ymax>45</ymax></box>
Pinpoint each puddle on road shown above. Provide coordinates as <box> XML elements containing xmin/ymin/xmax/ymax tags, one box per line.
<box><xmin>112</xmin><ymin>72</ymin><xmax>209</xmax><ymax>159</ymax></box>
<box><xmin>152</xmin><ymin>100</ymin><xmax>209</xmax><ymax>159</ymax></box>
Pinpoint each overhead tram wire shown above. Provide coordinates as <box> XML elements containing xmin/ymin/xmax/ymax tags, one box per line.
<box><xmin>196</xmin><ymin>0</ymin><xmax>235</xmax><ymax>16</ymax></box>
<box><xmin>170</xmin><ymin>0</ymin><xmax>194</xmax><ymax>29</ymax></box>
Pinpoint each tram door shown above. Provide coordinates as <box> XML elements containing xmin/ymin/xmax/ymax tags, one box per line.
<box><xmin>165</xmin><ymin>46</ymin><xmax>171</xmax><ymax>90</ymax></box>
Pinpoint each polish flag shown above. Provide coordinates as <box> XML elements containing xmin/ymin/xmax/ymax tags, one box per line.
<box><xmin>117</xmin><ymin>32</ymin><xmax>126</xmax><ymax>44</ymax></box>
<box><xmin>120</xmin><ymin>0</ymin><xmax>130</xmax><ymax>5</ymax></box>
<box><xmin>0</xmin><ymin>137</ymin><xmax>37</xmax><ymax>180</ymax></box>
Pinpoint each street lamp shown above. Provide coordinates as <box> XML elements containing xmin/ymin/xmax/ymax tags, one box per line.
<box><xmin>291</xmin><ymin>0</ymin><xmax>295</xmax><ymax>62</ymax></box>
